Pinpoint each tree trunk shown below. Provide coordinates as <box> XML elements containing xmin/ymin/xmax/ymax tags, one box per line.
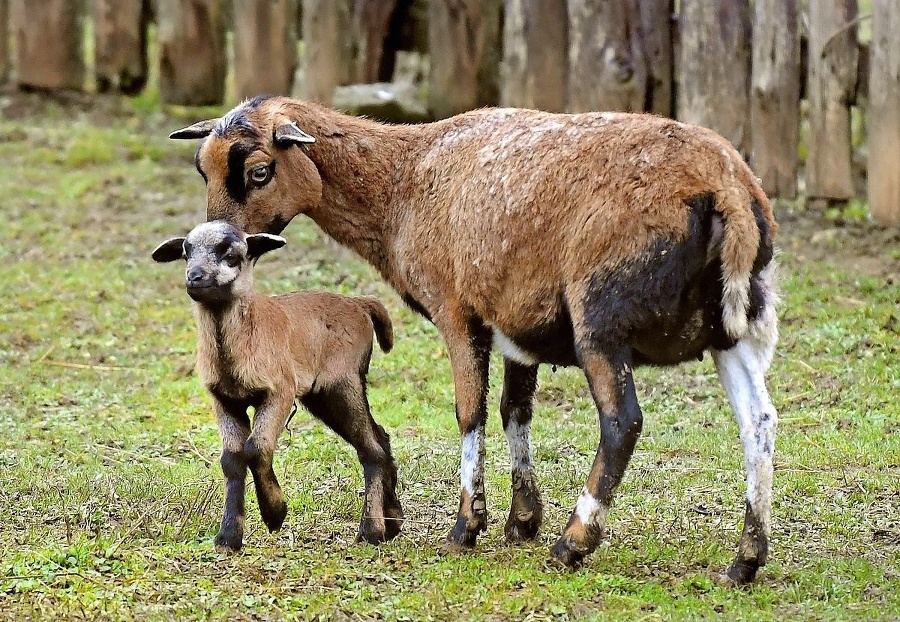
<box><xmin>476</xmin><ymin>0</ymin><xmax>502</xmax><ymax>107</ymax></box>
<box><xmin>501</xmin><ymin>0</ymin><xmax>568</xmax><ymax>112</ymax></box>
<box><xmin>94</xmin><ymin>0</ymin><xmax>150</xmax><ymax>95</ymax></box>
<box><xmin>636</xmin><ymin>0</ymin><xmax>673</xmax><ymax>117</ymax></box>
<box><xmin>750</xmin><ymin>0</ymin><xmax>800</xmax><ymax>199</ymax></box>
<box><xmin>806</xmin><ymin>0</ymin><xmax>858</xmax><ymax>202</ymax></box>
<box><xmin>868</xmin><ymin>0</ymin><xmax>900</xmax><ymax>226</ymax></box>
<box><xmin>428</xmin><ymin>0</ymin><xmax>483</xmax><ymax>119</ymax></box>
<box><xmin>12</xmin><ymin>0</ymin><xmax>85</xmax><ymax>91</ymax></box>
<box><xmin>677</xmin><ymin>0</ymin><xmax>751</xmax><ymax>155</ymax></box>
<box><xmin>233</xmin><ymin>0</ymin><xmax>298</xmax><ymax>100</ymax></box>
<box><xmin>302</xmin><ymin>0</ymin><xmax>352</xmax><ymax>105</ymax></box>
<box><xmin>157</xmin><ymin>0</ymin><xmax>226</xmax><ymax>106</ymax></box>
<box><xmin>352</xmin><ymin>0</ymin><xmax>397</xmax><ymax>83</ymax></box>
<box><xmin>568</xmin><ymin>0</ymin><xmax>646</xmax><ymax>113</ymax></box>
<box><xmin>0</xmin><ymin>0</ymin><xmax>9</xmax><ymax>85</ymax></box>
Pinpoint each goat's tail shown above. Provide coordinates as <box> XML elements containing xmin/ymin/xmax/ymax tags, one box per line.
<box><xmin>359</xmin><ymin>296</ymin><xmax>394</xmax><ymax>353</ymax></box>
<box><xmin>715</xmin><ymin>184</ymin><xmax>767</xmax><ymax>340</ymax></box>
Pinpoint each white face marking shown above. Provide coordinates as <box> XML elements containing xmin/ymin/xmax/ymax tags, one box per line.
<box><xmin>575</xmin><ymin>487</ymin><xmax>609</xmax><ymax>528</ymax></box>
<box><xmin>712</xmin><ymin>320</ymin><xmax>778</xmax><ymax>534</ymax></box>
<box><xmin>504</xmin><ymin>420</ymin><xmax>533</xmax><ymax>474</ymax></box>
<box><xmin>184</xmin><ymin>221</ymin><xmax>251</xmax><ymax>293</ymax></box>
<box><xmin>460</xmin><ymin>430</ymin><xmax>483</xmax><ymax>496</ymax></box>
<box><xmin>492</xmin><ymin>328</ymin><xmax>539</xmax><ymax>366</ymax></box>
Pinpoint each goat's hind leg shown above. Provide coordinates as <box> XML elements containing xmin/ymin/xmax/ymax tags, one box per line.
<box><xmin>245</xmin><ymin>394</ymin><xmax>293</xmax><ymax>533</ymax></box>
<box><xmin>712</xmin><ymin>304</ymin><xmax>778</xmax><ymax>585</ymax></box>
<box><xmin>303</xmin><ymin>378</ymin><xmax>404</xmax><ymax>543</ymax></box>
<box><xmin>501</xmin><ymin>359</ymin><xmax>544</xmax><ymax>542</ymax></box>
<box><xmin>214</xmin><ymin>401</ymin><xmax>251</xmax><ymax>552</ymax></box>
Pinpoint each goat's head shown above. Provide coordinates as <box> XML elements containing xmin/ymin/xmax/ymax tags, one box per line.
<box><xmin>152</xmin><ymin>220</ymin><xmax>286</xmax><ymax>305</ymax></box>
<box><xmin>170</xmin><ymin>96</ymin><xmax>322</xmax><ymax>235</ymax></box>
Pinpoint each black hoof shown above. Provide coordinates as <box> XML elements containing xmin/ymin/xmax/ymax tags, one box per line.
<box><xmin>214</xmin><ymin>529</ymin><xmax>243</xmax><ymax>553</ymax></box>
<box><xmin>442</xmin><ymin>515</ymin><xmax>483</xmax><ymax>551</ymax></box>
<box><xmin>504</xmin><ymin>507</ymin><xmax>542</xmax><ymax>543</ymax></box>
<box><xmin>259</xmin><ymin>500</ymin><xmax>288</xmax><ymax>533</ymax></box>
<box><xmin>548</xmin><ymin>537</ymin><xmax>587</xmax><ymax>569</ymax></box>
<box><xmin>714</xmin><ymin>559</ymin><xmax>760</xmax><ymax>586</ymax></box>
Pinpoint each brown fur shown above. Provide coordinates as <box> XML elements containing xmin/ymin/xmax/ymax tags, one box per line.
<box><xmin>174</xmin><ymin>97</ymin><xmax>779</xmax><ymax>581</ymax></box>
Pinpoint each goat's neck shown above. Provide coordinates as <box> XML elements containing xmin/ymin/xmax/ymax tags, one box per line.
<box><xmin>286</xmin><ymin>102</ymin><xmax>434</xmax><ymax>278</ymax></box>
<box><xmin>194</xmin><ymin>296</ymin><xmax>254</xmax><ymax>377</ymax></box>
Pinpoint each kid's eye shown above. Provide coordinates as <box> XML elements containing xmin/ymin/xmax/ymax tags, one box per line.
<box><xmin>249</xmin><ymin>164</ymin><xmax>273</xmax><ymax>186</ymax></box>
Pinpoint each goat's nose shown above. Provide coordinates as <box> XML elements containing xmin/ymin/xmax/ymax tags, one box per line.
<box><xmin>186</xmin><ymin>266</ymin><xmax>205</xmax><ymax>285</ymax></box>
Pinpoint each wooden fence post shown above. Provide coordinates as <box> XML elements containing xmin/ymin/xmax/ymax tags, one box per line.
<box><xmin>806</xmin><ymin>1</ymin><xmax>858</xmax><ymax>204</ymax></box>
<box><xmin>750</xmin><ymin>0</ymin><xmax>800</xmax><ymax>199</ymax></box>
<box><xmin>677</xmin><ymin>0</ymin><xmax>751</xmax><ymax>155</ymax></box>
<box><xmin>12</xmin><ymin>0</ymin><xmax>85</xmax><ymax>91</ymax></box>
<box><xmin>428</xmin><ymin>0</ymin><xmax>482</xmax><ymax>119</ymax></box>
<box><xmin>157</xmin><ymin>0</ymin><xmax>226</xmax><ymax>106</ymax></box>
<box><xmin>568</xmin><ymin>0</ymin><xmax>646</xmax><ymax>113</ymax></box>
<box><xmin>0</xmin><ymin>0</ymin><xmax>9</xmax><ymax>84</ymax></box>
<box><xmin>476</xmin><ymin>0</ymin><xmax>502</xmax><ymax>107</ymax></box>
<box><xmin>352</xmin><ymin>0</ymin><xmax>397</xmax><ymax>83</ymax></box>
<box><xmin>233</xmin><ymin>0</ymin><xmax>298</xmax><ymax>100</ymax></box>
<box><xmin>302</xmin><ymin>0</ymin><xmax>352</xmax><ymax>105</ymax></box>
<box><xmin>502</xmin><ymin>0</ymin><xmax>568</xmax><ymax>112</ymax></box>
<box><xmin>868</xmin><ymin>0</ymin><xmax>900</xmax><ymax>226</ymax></box>
<box><xmin>636</xmin><ymin>0</ymin><xmax>674</xmax><ymax>117</ymax></box>
<box><xmin>94</xmin><ymin>0</ymin><xmax>150</xmax><ymax>95</ymax></box>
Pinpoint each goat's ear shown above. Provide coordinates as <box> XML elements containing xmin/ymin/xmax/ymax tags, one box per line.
<box><xmin>152</xmin><ymin>237</ymin><xmax>186</xmax><ymax>263</ymax></box>
<box><xmin>246</xmin><ymin>233</ymin><xmax>287</xmax><ymax>259</ymax></box>
<box><xmin>169</xmin><ymin>118</ymin><xmax>220</xmax><ymax>140</ymax></box>
<box><xmin>274</xmin><ymin>122</ymin><xmax>316</xmax><ymax>147</ymax></box>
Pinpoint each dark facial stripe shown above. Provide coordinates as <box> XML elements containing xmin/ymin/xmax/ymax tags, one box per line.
<box><xmin>225</xmin><ymin>141</ymin><xmax>255</xmax><ymax>204</ymax></box>
<box><xmin>194</xmin><ymin>145</ymin><xmax>208</xmax><ymax>183</ymax></box>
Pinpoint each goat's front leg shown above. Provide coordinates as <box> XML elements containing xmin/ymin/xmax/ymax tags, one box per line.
<box><xmin>245</xmin><ymin>392</ymin><xmax>294</xmax><ymax>533</ymax></box>
<box><xmin>712</xmin><ymin>324</ymin><xmax>778</xmax><ymax>585</ymax></box>
<box><xmin>550</xmin><ymin>345</ymin><xmax>642</xmax><ymax>567</ymax></box>
<box><xmin>214</xmin><ymin>401</ymin><xmax>251</xmax><ymax>552</ymax></box>
<box><xmin>501</xmin><ymin>358</ymin><xmax>543</xmax><ymax>542</ymax></box>
<box><xmin>439</xmin><ymin>314</ymin><xmax>491</xmax><ymax>551</ymax></box>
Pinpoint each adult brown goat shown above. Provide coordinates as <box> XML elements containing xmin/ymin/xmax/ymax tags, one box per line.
<box><xmin>170</xmin><ymin>95</ymin><xmax>779</xmax><ymax>584</ymax></box>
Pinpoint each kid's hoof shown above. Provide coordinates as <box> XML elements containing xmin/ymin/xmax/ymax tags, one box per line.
<box><xmin>548</xmin><ymin>538</ymin><xmax>587</xmax><ymax>569</ymax></box>
<box><xmin>713</xmin><ymin>560</ymin><xmax>759</xmax><ymax>587</ymax></box>
<box><xmin>442</xmin><ymin>514</ymin><xmax>483</xmax><ymax>552</ymax></box>
<box><xmin>504</xmin><ymin>509</ymin><xmax>541</xmax><ymax>543</ymax></box>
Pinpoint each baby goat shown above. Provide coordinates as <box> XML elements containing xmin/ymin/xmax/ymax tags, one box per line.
<box><xmin>152</xmin><ymin>220</ymin><xmax>402</xmax><ymax>551</ymax></box>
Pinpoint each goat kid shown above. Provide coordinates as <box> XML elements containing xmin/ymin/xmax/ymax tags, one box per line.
<box><xmin>170</xmin><ymin>96</ymin><xmax>778</xmax><ymax>584</ymax></box>
<box><xmin>152</xmin><ymin>220</ymin><xmax>402</xmax><ymax>551</ymax></box>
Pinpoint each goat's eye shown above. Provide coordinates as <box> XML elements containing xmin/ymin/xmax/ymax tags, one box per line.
<box><xmin>249</xmin><ymin>164</ymin><xmax>273</xmax><ymax>186</ymax></box>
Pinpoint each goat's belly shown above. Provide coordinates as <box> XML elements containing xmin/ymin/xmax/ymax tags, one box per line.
<box><xmin>630</xmin><ymin>309</ymin><xmax>734</xmax><ymax>366</ymax></box>
<box><xmin>490</xmin><ymin>321</ymin><xmax>578</xmax><ymax>368</ymax></box>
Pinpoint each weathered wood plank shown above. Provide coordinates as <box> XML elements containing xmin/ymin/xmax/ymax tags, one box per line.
<box><xmin>636</xmin><ymin>0</ymin><xmax>674</xmax><ymax>117</ymax></box>
<box><xmin>476</xmin><ymin>0</ymin><xmax>502</xmax><ymax>107</ymax></box>
<box><xmin>568</xmin><ymin>0</ymin><xmax>646</xmax><ymax>113</ymax></box>
<box><xmin>233</xmin><ymin>0</ymin><xmax>298</xmax><ymax>100</ymax></box>
<box><xmin>0</xmin><ymin>0</ymin><xmax>9</xmax><ymax>84</ymax></box>
<box><xmin>157</xmin><ymin>0</ymin><xmax>227</xmax><ymax>106</ymax></box>
<box><xmin>806</xmin><ymin>0</ymin><xmax>858</xmax><ymax>202</ymax></box>
<box><xmin>501</xmin><ymin>0</ymin><xmax>568</xmax><ymax>112</ymax></box>
<box><xmin>94</xmin><ymin>0</ymin><xmax>149</xmax><ymax>95</ymax></box>
<box><xmin>750</xmin><ymin>0</ymin><xmax>800</xmax><ymax>199</ymax></box>
<box><xmin>677</xmin><ymin>0</ymin><xmax>751</xmax><ymax>154</ymax></box>
<box><xmin>868</xmin><ymin>0</ymin><xmax>900</xmax><ymax>226</ymax></box>
<box><xmin>302</xmin><ymin>0</ymin><xmax>352</xmax><ymax>105</ymax></box>
<box><xmin>12</xmin><ymin>0</ymin><xmax>85</xmax><ymax>91</ymax></box>
<box><xmin>428</xmin><ymin>0</ymin><xmax>482</xmax><ymax>119</ymax></box>
<box><xmin>352</xmin><ymin>0</ymin><xmax>397</xmax><ymax>83</ymax></box>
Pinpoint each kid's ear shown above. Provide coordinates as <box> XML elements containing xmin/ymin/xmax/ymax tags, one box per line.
<box><xmin>246</xmin><ymin>233</ymin><xmax>287</xmax><ymax>260</ymax></box>
<box><xmin>151</xmin><ymin>237</ymin><xmax>186</xmax><ymax>263</ymax></box>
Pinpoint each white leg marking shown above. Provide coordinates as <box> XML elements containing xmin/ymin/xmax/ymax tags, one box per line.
<box><xmin>491</xmin><ymin>328</ymin><xmax>539</xmax><ymax>366</ymax></box>
<box><xmin>575</xmin><ymin>487</ymin><xmax>609</xmax><ymax>528</ymax></box>
<box><xmin>504</xmin><ymin>419</ymin><xmax>533</xmax><ymax>474</ymax></box>
<box><xmin>460</xmin><ymin>430</ymin><xmax>484</xmax><ymax>496</ymax></box>
<box><xmin>713</xmin><ymin>323</ymin><xmax>778</xmax><ymax>534</ymax></box>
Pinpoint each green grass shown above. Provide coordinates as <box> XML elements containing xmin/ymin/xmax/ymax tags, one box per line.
<box><xmin>0</xmin><ymin>95</ymin><xmax>898</xmax><ymax>621</ymax></box>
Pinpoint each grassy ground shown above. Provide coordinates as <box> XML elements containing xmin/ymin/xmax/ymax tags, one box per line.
<box><xmin>0</xmin><ymin>92</ymin><xmax>898</xmax><ymax>621</ymax></box>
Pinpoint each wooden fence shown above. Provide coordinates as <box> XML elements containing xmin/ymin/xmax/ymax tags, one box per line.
<box><xmin>0</xmin><ymin>0</ymin><xmax>897</xmax><ymax>226</ymax></box>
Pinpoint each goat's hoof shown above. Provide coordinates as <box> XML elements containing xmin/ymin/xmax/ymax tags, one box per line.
<box><xmin>548</xmin><ymin>537</ymin><xmax>587</xmax><ymax>569</ymax></box>
<box><xmin>214</xmin><ymin>531</ymin><xmax>243</xmax><ymax>554</ymax></box>
<box><xmin>504</xmin><ymin>508</ymin><xmax>542</xmax><ymax>543</ymax></box>
<box><xmin>442</xmin><ymin>514</ymin><xmax>484</xmax><ymax>552</ymax></box>
<box><xmin>357</xmin><ymin>517</ymin><xmax>399</xmax><ymax>544</ymax></box>
<box><xmin>260</xmin><ymin>501</ymin><xmax>288</xmax><ymax>533</ymax></box>
<box><xmin>714</xmin><ymin>559</ymin><xmax>759</xmax><ymax>587</ymax></box>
